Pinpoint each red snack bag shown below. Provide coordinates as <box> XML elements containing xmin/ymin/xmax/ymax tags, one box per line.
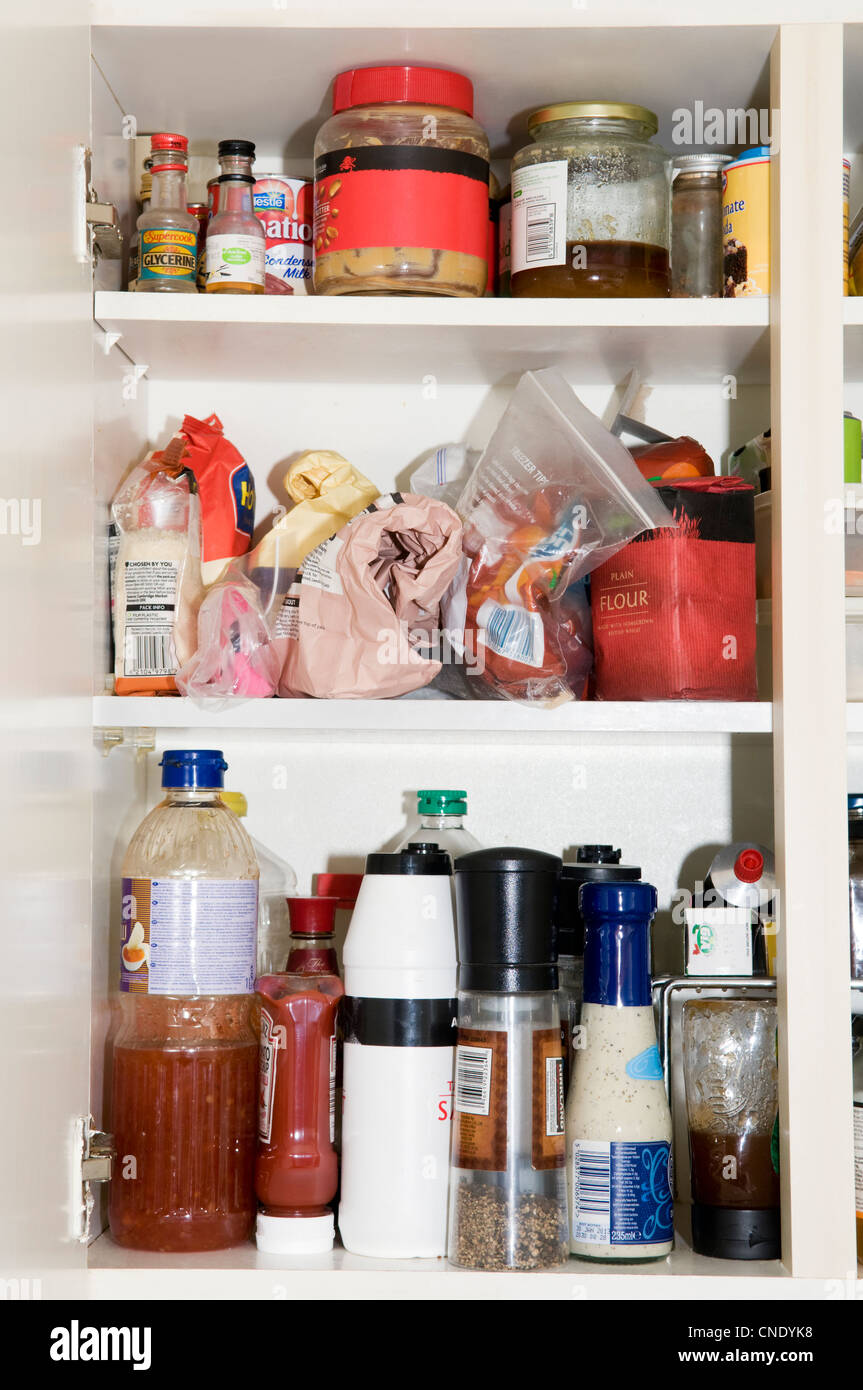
<box><xmin>179</xmin><ymin>414</ymin><xmax>255</xmax><ymax>584</ymax></box>
<box><xmin>590</xmin><ymin>476</ymin><xmax>757</xmax><ymax>701</ymax></box>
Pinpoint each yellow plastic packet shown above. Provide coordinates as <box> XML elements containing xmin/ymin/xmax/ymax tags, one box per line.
<box><xmin>251</xmin><ymin>450</ymin><xmax>379</xmax><ymax>571</ymax></box>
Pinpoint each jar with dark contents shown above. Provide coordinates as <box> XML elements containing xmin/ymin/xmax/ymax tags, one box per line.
<box><xmin>313</xmin><ymin>64</ymin><xmax>490</xmax><ymax>296</ymax></box>
<box><xmin>671</xmin><ymin>154</ymin><xmax>731</xmax><ymax>298</ymax></box>
<box><xmin>511</xmin><ymin>102</ymin><xmax>671</xmax><ymax>298</ymax></box>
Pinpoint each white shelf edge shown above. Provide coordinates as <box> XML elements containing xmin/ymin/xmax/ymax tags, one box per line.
<box><xmin>87</xmin><ymin>1232</ymin><xmax>842</xmax><ymax>1302</ymax></box>
<box><xmin>91</xmin><ymin>695</ymin><xmax>773</xmax><ymax>735</ymax></box>
<box><xmin>94</xmin><ymin>290</ymin><xmax>770</xmax><ymax>333</ymax></box>
<box><xmin>844</xmin><ymin>300</ymin><xmax>863</xmax><ymax>328</ymax></box>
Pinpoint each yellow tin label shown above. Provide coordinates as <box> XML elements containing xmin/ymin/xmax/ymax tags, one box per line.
<box><xmin>722</xmin><ymin>152</ymin><xmax>770</xmax><ymax>298</ymax></box>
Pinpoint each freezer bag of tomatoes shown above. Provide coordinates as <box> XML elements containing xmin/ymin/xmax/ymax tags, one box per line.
<box><xmin>452</xmin><ymin>369</ymin><xmax>674</xmax><ymax>703</ymax></box>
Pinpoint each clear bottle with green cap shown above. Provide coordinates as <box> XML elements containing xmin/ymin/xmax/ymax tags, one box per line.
<box><xmin>396</xmin><ymin>789</ymin><xmax>481</xmax><ymax>859</ymax></box>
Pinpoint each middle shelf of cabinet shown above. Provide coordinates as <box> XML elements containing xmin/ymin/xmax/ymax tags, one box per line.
<box><xmin>94</xmin><ymin>292</ymin><xmax>771</xmax><ymax>385</ymax></box>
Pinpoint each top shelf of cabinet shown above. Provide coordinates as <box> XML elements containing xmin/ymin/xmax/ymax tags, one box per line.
<box><xmin>94</xmin><ymin>292</ymin><xmax>771</xmax><ymax>384</ymax></box>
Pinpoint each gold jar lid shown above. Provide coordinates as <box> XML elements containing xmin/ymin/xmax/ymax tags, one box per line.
<box><xmin>528</xmin><ymin>101</ymin><xmax>659</xmax><ymax>136</ymax></box>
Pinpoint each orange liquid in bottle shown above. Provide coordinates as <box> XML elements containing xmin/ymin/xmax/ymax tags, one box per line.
<box><xmin>109</xmin><ymin>1036</ymin><xmax>258</xmax><ymax>1252</ymax></box>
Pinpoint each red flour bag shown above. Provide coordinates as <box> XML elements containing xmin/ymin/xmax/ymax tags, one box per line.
<box><xmin>590</xmin><ymin>477</ymin><xmax>757</xmax><ymax>701</ymax></box>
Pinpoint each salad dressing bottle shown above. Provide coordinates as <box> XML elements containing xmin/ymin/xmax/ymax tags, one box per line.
<box><xmin>566</xmin><ymin>880</ymin><xmax>674</xmax><ymax>1262</ymax></box>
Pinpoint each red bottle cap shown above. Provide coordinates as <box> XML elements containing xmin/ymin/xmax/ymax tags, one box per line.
<box><xmin>332</xmin><ymin>65</ymin><xmax>474</xmax><ymax>118</ymax></box>
<box><xmin>734</xmin><ymin>848</ymin><xmax>764</xmax><ymax>884</ymax></box>
<box><xmin>315</xmin><ymin>872</ymin><xmax>363</xmax><ymax>908</ymax></box>
<box><xmin>150</xmin><ymin>132</ymin><xmax>188</xmax><ymax>152</ymax></box>
<box><xmin>287</xmin><ymin>896</ymin><xmax>339</xmax><ymax>935</ymax></box>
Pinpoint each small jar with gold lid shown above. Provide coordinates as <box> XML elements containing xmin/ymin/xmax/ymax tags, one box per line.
<box><xmin>510</xmin><ymin>101</ymin><xmax>671</xmax><ymax>298</ymax></box>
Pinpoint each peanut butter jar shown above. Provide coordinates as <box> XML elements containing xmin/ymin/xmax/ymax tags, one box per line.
<box><xmin>313</xmin><ymin>64</ymin><xmax>490</xmax><ymax>297</ymax></box>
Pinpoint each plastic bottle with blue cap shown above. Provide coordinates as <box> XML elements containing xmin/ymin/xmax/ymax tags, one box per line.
<box><xmin>109</xmin><ymin>749</ymin><xmax>260</xmax><ymax>1252</ymax></box>
<box><xmin>566</xmin><ymin>879</ymin><xmax>674</xmax><ymax>1262</ymax></box>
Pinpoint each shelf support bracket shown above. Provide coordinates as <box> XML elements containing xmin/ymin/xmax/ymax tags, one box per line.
<box><xmin>95</xmin><ymin>726</ymin><xmax>156</xmax><ymax>760</ymax></box>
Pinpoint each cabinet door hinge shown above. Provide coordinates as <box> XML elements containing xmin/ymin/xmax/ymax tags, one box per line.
<box><xmin>77</xmin><ymin>145</ymin><xmax>124</xmax><ymax>263</ymax></box>
<box><xmin>75</xmin><ymin>1116</ymin><xmax>115</xmax><ymax>1243</ymax></box>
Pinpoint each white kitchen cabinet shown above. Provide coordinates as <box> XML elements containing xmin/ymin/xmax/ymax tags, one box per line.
<box><xmin>3</xmin><ymin>0</ymin><xmax>861</xmax><ymax>1301</ymax></box>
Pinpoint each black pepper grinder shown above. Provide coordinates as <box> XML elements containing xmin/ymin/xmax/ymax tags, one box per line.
<box><xmin>446</xmin><ymin>847</ymin><xmax>569</xmax><ymax>1272</ymax></box>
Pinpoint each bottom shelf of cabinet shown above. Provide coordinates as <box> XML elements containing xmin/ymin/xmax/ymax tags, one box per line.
<box><xmin>86</xmin><ymin>1231</ymin><xmax>855</xmax><ymax>1301</ymax></box>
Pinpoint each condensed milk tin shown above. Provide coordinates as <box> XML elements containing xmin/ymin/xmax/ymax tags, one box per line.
<box><xmin>253</xmin><ymin>175</ymin><xmax>314</xmax><ymax>294</ymax></box>
<box><xmin>722</xmin><ymin>146</ymin><xmax>770</xmax><ymax>297</ymax></box>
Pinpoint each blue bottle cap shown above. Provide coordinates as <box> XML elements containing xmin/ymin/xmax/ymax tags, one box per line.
<box><xmin>580</xmin><ymin>880</ymin><xmax>657</xmax><ymax>921</ymax></box>
<box><xmin>728</xmin><ymin>145</ymin><xmax>771</xmax><ymax>165</ymax></box>
<box><xmin>849</xmin><ymin>794</ymin><xmax>863</xmax><ymax>812</ymax></box>
<box><xmin>580</xmin><ymin>880</ymin><xmax>657</xmax><ymax>1008</ymax></box>
<box><xmin>160</xmin><ymin>749</ymin><xmax>228</xmax><ymax>789</ymax></box>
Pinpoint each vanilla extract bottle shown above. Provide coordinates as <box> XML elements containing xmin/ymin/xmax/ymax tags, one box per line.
<box><xmin>205</xmin><ymin>140</ymin><xmax>266</xmax><ymax>294</ymax></box>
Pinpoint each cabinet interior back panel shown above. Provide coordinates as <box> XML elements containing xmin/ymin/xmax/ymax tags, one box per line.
<box><xmin>91</xmin><ymin>25</ymin><xmax>774</xmax><ymax>159</ymax></box>
<box><xmin>140</xmin><ymin>380</ymin><xmax>771</xmax><ymax>529</ymax></box>
<box><xmin>107</xmin><ymin>732</ymin><xmax>776</xmax><ymax>979</ymax></box>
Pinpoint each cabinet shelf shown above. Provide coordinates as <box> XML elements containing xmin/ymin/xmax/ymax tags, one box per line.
<box><xmin>94</xmin><ymin>291</ymin><xmax>770</xmax><ymax>384</ymax></box>
<box><xmin>87</xmin><ymin>1231</ymin><xmax>829</xmax><ymax>1301</ymax></box>
<box><xmin>91</xmin><ymin>694</ymin><xmax>774</xmax><ymax>737</ymax></box>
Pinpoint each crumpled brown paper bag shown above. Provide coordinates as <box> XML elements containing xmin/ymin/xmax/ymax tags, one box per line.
<box><xmin>277</xmin><ymin>493</ymin><xmax>463</xmax><ymax>699</ymax></box>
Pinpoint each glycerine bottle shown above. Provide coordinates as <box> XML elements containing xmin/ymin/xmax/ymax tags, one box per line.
<box><xmin>109</xmin><ymin>750</ymin><xmax>259</xmax><ymax>1252</ymax></box>
<box><xmin>566</xmin><ymin>880</ymin><xmax>674</xmax><ymax>1262</ymax></box>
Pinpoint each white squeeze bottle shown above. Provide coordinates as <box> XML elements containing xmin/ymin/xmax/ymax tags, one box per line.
<box><xmin>338</xmin><ymin>843</ymin><xmax>457</xmax><ymax>1258</ymax></box>
<box><xmin>396</xmin><ymin>789</ymin><xmax>481</xmax><ymax>859</ymax></box>
<box><xmin>566</xmin><ymin>879</ymin><xmax>674</xmax><ymax>1262</ymax></box>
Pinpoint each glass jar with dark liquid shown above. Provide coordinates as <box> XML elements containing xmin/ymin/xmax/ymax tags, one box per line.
<box><xmin>683</xmin><ymin>999</ymin><xmax>781</xmax><ymax>1261</ymax></box>
<box><xmin>511</xmin><ymin>103</ymin><xmax>671</xmax><ymax>298</ymax></box>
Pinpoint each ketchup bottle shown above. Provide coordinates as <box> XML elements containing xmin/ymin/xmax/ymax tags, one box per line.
<box><xmin>255</xmin><ymin>897</ymin><xmax>343</xmax><ymax>1254</ymax></box>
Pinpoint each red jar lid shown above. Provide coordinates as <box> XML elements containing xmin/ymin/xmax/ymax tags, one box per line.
<box><xmin>287</xmin><ymin>896</ymin><xmax>339</xmax><ymax>935</ymax></box>
<box><xmin>734</xmin><ymin>848</ymin><xmax>764</xmax><ymax>884</ymax></box>
<box><xmin>332</xmin><ymin>65</ymin><xmax>474</xmax><ymax>117</ymax></box>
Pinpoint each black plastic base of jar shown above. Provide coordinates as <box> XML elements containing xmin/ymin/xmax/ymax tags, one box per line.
<box><xmin>691</xmin><ymin>1203</ymin><xmax>781</xmax><ymax>1261</ymax></box>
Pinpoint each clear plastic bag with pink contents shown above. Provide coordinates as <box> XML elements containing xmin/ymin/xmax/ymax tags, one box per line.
<box><xmin>175</xmin><ymin>571</ymin><xmax>280</xmax><ymax>704</ymax></box>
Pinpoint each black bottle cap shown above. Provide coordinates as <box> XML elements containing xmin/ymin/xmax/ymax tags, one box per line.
<box><xmin>364</xmin><ymin>843</ymin><xmax>452</xmax><ymax>876</ymax></box>
<box><xmin>218</xmin><ymin>139</ymin><xmax>256</xmax><ymax>158</ymax></box>
<box><xmin>691</xmin><ymin>1204</ymin><xmax>781</xmax><ymax>1261</ymax></box>
<box><xmin>454</xmin><ymin>847</ymin><xmax>562</xmax><ymax>992</ymax></box>
<box><xmin>557</xmin><ymin>848</ymin><xmax>641</xmax><ymax>957</ymax></box>
<box><xmin>576</xmin><ymin>844</ymin><xmax>621</xmax><ymax>865</ymax></box>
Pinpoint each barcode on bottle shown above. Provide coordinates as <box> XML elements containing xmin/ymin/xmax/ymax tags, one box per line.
<box><xmin>572</xmin><ymin>1140</ymin><xmax>611</xmax><ymax>1244</ymax></box>
<box><xmin>455</xmin><ymin>1044</ymin><xmax>493</xmax><ymax>1116</ymax></box>
<box><xmin>480</xmin><ymin>603</ymin><xmax>544</xmax><ymax>668</ymax></box>
<box><xmin>525</xmin><ymin>202</ymin><xmax>556</xmax><ymax>263</ymax></box>
<box><xmin>124</xmin><ymin>630</ymin><xmax>173</xmax><ymax>676</ymax></box>
<box><xmin>329</xmin><ymin>1035</ymin><xmax>337</xmax><ymax>1145</ymax></box>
